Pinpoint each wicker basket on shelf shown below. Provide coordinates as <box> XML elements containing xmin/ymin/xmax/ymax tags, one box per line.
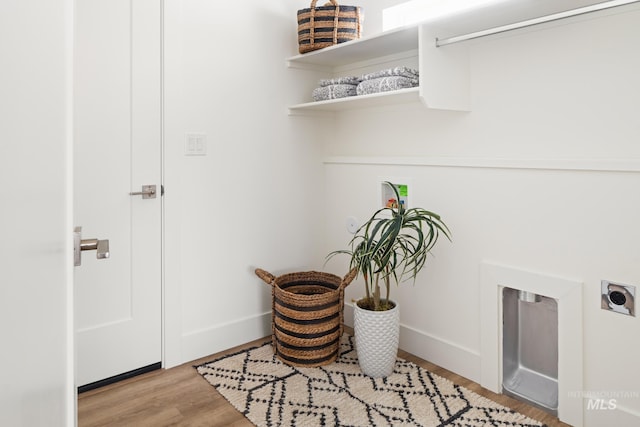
<box><xmin>297</xmin><ymin>0</ymin><xmax>362</xmax><ymax>54</ymax></box>
<box><xmin>255</xmin><ymin>268</ymin><xmax>356</xmax><ymax>367</ymax></box>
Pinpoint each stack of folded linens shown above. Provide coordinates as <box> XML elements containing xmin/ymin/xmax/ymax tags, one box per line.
<box><xmin>312</xmin><ymin>76</ymin><xmax>361</xmax><ymax>102</ymax></box>
<box><xmin>356</xmin><ymin>67</ymin><xmax>419</xmax><ymax>96</ymax></box>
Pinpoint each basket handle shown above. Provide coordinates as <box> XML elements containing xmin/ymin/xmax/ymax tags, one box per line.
<box><xmin>341</xmin><ymin>268</ymin><xmax>357</xmax><ymax>289</ymax></box>
<box><xmin>308</xmin><ymin>1</ymin><xmax>340</xmax><ymax>46</ymax></box>
<box><xmin>255</xmin><ymin>268</ymin><xmax>276</xmax><ymax>286</ymax></box>
<box><xmin>310</xmin><ymin>0</ymin><xmax>339</xmax><ymax>7</ymax></box>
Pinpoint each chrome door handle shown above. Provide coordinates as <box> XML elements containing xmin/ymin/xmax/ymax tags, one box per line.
<box><xmin>74</xmin><ymin>226</ymin><xmax>110</xmax><ymax>267</ymax></box>
<box><xmin>80</xmin><ymin>239</ymin><xmax>110</xmax><ymax>258</ymax></box>
<box><xmin>129</xmin><ymin>184</ymin><xmax>156</xmax><ymax>199</ymax></box>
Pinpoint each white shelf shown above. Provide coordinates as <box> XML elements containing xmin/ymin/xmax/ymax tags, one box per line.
<box><xmin>288</xmin><ymin>87</ymin><xmax>420</xmax><ymax>113</ymax></box>
<box><xmin>286</xmin><ymin>26</ymin><xmax>419</xmax><ymax>69</ymax></box>
<box><xmin>286</xmin><ymin>23</ymin><xmax>470</xmax><ymax>113</ymax></box>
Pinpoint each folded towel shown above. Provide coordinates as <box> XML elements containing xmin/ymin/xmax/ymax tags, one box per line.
<box><xmin>312</xmin><ymin>84</ymin><xmax>358</xmax><ymax>102</ymax></box>
<box><xmin>319</xmin><ymin>76</ymin><xmax>361</xmax><ymax>87</ymax></box>
<box><xmin>361</xmin><ymin>66</ymin><xmax>419</xmax><ymax>81</ymax></box>
<box><xmin>356</xmin><ymin>76</ymin><xmax>419</xmax><ymax>96</ymax></box>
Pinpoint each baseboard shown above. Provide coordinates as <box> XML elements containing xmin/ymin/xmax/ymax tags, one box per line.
<box><xmin>181</xmin><ymin>312</ymin><xmax>271</xmax><ymax>363</ymax></box>
<box><xmin>399</xmin><ymin>324</ymin><xmax>482</xmax><ymax>383</ymax></box>
<box><xmin>343</xmin><ymin>303</ymin><xmax>481</xmax><ymax>383</ymax></box>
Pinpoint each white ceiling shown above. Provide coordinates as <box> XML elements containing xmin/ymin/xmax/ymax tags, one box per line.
<box><xmin>419</xmin><ymin>0</ymin><xmax>632</xmax><ymax>39</ymax></box>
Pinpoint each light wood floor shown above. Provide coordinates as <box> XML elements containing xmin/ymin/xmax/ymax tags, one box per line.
<box><xmin>78</xmin><ymin>333</ymin><xmax>571</xmax><ymax>427</ymax></box>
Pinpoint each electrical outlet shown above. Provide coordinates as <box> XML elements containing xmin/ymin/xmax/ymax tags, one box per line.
<box><xmin>601</xmin><ymin>280</ymin><xmax>635</xmax><ymax>316</ymax></box>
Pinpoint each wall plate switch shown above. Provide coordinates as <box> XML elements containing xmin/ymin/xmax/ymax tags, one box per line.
<box><xmin>185</xmin><ymin>133</ymin><xmax>207</xmax><ymax>156</ymax></box>
<box><xmin>601</xmin><ymin>280</ymin><xmax>635</xmax><ymax>316</ymax></box>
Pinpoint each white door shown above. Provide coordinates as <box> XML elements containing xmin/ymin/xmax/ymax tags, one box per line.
<box><xmin>74</xmin><ymin>0</ymin><xmax>162</xmax><ymax>388</ymax></box>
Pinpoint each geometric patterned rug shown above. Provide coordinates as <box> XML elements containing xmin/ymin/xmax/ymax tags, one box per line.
<box><xmin>195</xmin><ymin>334</ymin><xmax>546</xmax><ymax>427</ymax></box>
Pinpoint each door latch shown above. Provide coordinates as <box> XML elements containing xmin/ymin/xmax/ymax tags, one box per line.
<box><xmin>129</xmin><ymin>184</ymin><xmax>156</xmax><ymax>199</ymax></box>
<box><xmin>74</xmin><ymin>226</ymin><xmax>110</xmax><ymax>267</ymax></box>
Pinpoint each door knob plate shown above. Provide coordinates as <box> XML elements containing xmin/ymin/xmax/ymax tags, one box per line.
<box><xmin>129</xmin><ymin>185</ymin><xmax>156</xmax><ymax>199</ymax></box>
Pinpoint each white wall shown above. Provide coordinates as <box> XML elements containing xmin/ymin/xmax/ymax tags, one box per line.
<box><xmin>0</xmin><ymin>0</ymin><xmax>74</xmax><ymax>426</ymax></box>
<box><xmin>322</xmin><ymin>4</ymin><xmax>640</xmax><ymax>426</ymax></box>
<box><xmin>163</xmin><ymin>0</ymin><xmax>329</xmax><ymax>365</ymax></box>
<box><xmin>161</xmin><ymin>1</ymin><xmax>639</xmax><ymax>424</ymax></box>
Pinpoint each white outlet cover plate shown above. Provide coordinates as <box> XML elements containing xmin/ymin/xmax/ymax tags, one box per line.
<box><xmin>346</xmin><ymin>216</ymin><xmax>359</xmax><ymax>234</ymax></box>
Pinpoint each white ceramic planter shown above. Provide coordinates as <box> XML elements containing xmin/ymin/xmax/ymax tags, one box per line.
<box><xmin>353</xmin><ymin>300</ymin><xmax>400</xmax><ymax>378</ymax></box>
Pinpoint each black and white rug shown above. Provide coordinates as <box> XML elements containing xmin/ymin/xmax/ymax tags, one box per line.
<box><xmin>195</xmin><ymin>335</ymin><xmax>544</xmax><ymax>427</ymax></box>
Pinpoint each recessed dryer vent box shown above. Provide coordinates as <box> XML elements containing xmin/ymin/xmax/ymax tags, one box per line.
<box><xmin>379</xmin><ymin>178</ymin><xmax>411</xmax><ymax>210</ymax></box>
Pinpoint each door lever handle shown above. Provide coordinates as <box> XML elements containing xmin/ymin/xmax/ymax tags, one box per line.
<box><xmin>80</xmin><ymin>238</ymin><xmax>110</xmax><ymax>259</ymax></box>
<box><xmin>129</xmin><ymin>184</ymin><xmax>156</xmax><ymax>199</ymax></box>
<box><xmin>74</xmin><ymin>226</ymin><xmax>110</xmax><ymax>267</ymax></box>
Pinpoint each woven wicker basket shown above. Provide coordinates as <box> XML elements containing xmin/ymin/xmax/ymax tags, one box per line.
<box><xmin>297</xmin><ymin>0</ymin><xmax>362</xmax><ymax>54</ymax></box>
<box><xmin>255</xmin><ymin>268</ymin><xmax>356</xmax><ymax>367</ymax></box>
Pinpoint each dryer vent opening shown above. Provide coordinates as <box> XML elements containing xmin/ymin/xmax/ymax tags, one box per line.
<box><xmin>503</xmin><ymin>287</ymin><xmax>558</xmax><ymax>416</ymax></box>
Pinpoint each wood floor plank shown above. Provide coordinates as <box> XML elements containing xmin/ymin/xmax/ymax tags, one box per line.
<box><xmin>78</xmin><ymin>334</ymin><xmax>570</xmax><ymax>426</ymax></box>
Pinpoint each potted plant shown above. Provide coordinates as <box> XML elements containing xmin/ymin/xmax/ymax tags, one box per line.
<box><xmin>327</xmin><ymin>182</ymin><xmax>451</xmax><ymax>377</ymax></box>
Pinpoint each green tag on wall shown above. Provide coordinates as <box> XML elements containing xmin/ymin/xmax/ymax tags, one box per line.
<box><xmin>398</xmin><ymin>184</ymin><xmax>408</xmax><ymax>197</ymax></box>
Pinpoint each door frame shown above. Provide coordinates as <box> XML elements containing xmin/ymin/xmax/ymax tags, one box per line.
<box><xmin>159</xmin><ymin>0</ymin><xmax>183</xmax><ymax>370</ymax></box>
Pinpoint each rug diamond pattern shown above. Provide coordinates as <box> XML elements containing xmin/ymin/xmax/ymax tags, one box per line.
<box><xmin>196</xmin><ymin>335</ymin><xmax>544</xmax><ymax>427</ymax></box>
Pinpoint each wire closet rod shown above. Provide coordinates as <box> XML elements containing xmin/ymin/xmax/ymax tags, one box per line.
<box><xmin>436</xmin><ymin>0</ymin><xmax>640</xmax><ymax>47</ymax></box>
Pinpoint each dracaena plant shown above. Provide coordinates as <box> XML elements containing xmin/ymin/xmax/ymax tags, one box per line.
<box><xmin>328</xmin><ymin>182</ymin><xmax>451</xmax><ymax>311</ymax></box>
